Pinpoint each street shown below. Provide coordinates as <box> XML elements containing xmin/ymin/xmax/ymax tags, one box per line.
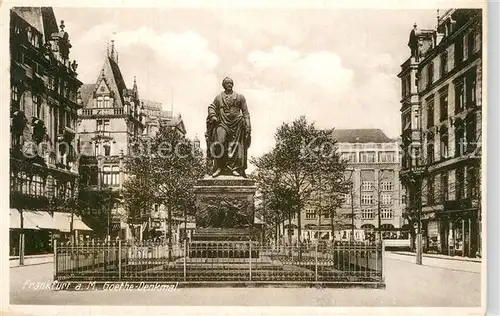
<box><xmin>8</xmin><ymin>252</ymin><xmax>481</xmax><ymax>307</ymax></box>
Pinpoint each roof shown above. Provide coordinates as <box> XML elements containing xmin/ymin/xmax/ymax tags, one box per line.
<box><xmin>141</xmin><ymin>99</ymin><xmax>163</xmax><ymax>111</ymax></box>
<box><xmin>331</xmin><ymin>129</ymin><xmax>394</xmax><ymax>144</ymax></box>
<box><xmin>12</xmin><ymin>7</ymin><xmax>59</xmax><ymax>42</ymax></box>
<box><xmin>79</xmin><ymin>84</ymin><xmax>95</xmax><ymax>107</ymax></box>
<box><xmin>85</xmin><ymin>57</ymin><xmax>128</xmax><ymax>109</ymax></box>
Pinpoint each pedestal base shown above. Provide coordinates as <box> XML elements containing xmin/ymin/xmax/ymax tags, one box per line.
<box><xmin>192</xmin><ymin>175</ymin><xmax>259</xmax><ymax>258</ymax></box>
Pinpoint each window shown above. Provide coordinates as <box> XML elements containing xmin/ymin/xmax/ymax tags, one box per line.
<box><xmin>362</xmin><ymin>209</ymin><xmax>375</xmax><ymax>220</ymax></box>
<box><xmin>440</xmin><ymin>128</ymin><xmax>449</xmax><ymax>160</ymax></box>
<box><xmin>103</xmin><ymin>96</ymin><xmax>111</xmax><ymax>108</ymax></box>
<box><xmin>426</xmin><ymin>97</ymin><xmax>435</xmax><ymax>128</ymax></box>
<box><xmin>456</xmin><ymin>167</ymin><xmax>465</xmax><ymax>200</ymax></box>
<box><xmin>97</xmin><ymin>97</ymin><xmax>103</xmax><ymax>107</ymax></box>
<box><xmin>381</xmin><ymin>194</ymin><xmax>392</xmax><ymax>205</ymax></box>
<box><xmin>380</xmin><ymin>181</ymin><xmax>393</xmax><ymax>191</ymax></box>
<box><xmin>402</xmin><ymin>112</ymin><xmax>411</xmax><ymax>131</ymax></box>
<box><xmin>361</xmin><ymin>195</ymin><xmax>373</xmax><ymax>205</ymax></box>
<box><xmin>427</xmin><ymin>176</ymin><xmax>435</xmax><ymax>205</ymax></box>
<box><xmin>11</xmin><ymin>85</ymin><xmax>19</xmax><ymax>103</ymax></box>
<box><xmin>341</xmin><ymin>152</ymin><xmax>356</xmax><ymax>163</ymax></box>
<box><xmin>94</xmin><ymin>143</ymin><xmax>101</xmax><ymax>156</ymax></box>
<box><xmin>379</xmin><ymin>152</ymin><xmax>395</xmax><ymax>163</ymax></box>
<box><xmin>441</xmin><ymin>172</ymin><xmax>449</xmax><ymax>202</ymax></box>
<box><xmin>26</xmin><ymin>27</ymin><xmax>32</xmax><ymax>43</ymax></box>
<box><xmin>97</xmin><ymin>119</ymin><xmax>110</xmax><ymax>131</ymax></box>
<box><xmin>439</xmin><ymin>90</ymin><xmax>448</xmax><ymax>122</ymax></box>
<box><xmin>440</xmin><ymin>52</ymin><xmax>448</xmax><ymax>77</ymax></box>
<box><xmin>104</xmin><ymin>143</ymin><xmax>111</xmax><ymax>156</ymax></box>
<box><xmin>112</xmin><ymin>166</ymin><xmax>120</xmax><ymax>186</ymax></box>
<box><xmin>466</xmin><ymin>115</ymin><xmax>477</xmax><ymax>153</ymax></box>
<box><xmin>427</xmin><ymin>62</ymin><xmax>434</xmax><ymax>87</ymax></box>
<box><xmin>467</xmin><ymin>31</ymin><xmax>475</xmax><ymax>58</ymax></box>
<box><xmin>32</xmin><ymin>94</ymin><xmax>42</xmax><ymax>118</ymax></box>
<box><xmin>466</xmin><ymin>72</ymin><xmax>477</xmax><ymax>108</ymax></box>
<box><xmin>455</xmin><ymin>35</ymin><xmax>464</xmax><ymax>67</ymax></box>
<box><xmin>426</xmin><ymin>132</ymin><xmax>435</xmax><ymax>164</ymax></box>
<box><xmin>31</xmin><ymin>174</ymin><xmax>45</xmax><ymax>197</ymax></box>
<box><xmin>380</xmin><ymin>209</ymin><xmax>393</xmax><ymax>219</ymax></box>
<box><xmin>455</xmin><ymin>80</ymin><xmax>465</xmax><ymax>113</ymax></box>
<box><xmin>361</xmin><ymin>181</ymin><xmax>374</xmax><ymax>191</ymax></box>
<box><xmin>47</xmin><ymin>76</ymin><xmax>55</xmax><ymax>91</ymax></box>
<box><xmin>467</xmin><ymin>167</ymin><xmax>479</xmax><ymax>199</ymax></box>
<box><xmin>455</xmin><ymin>121</ymin><xmax>466</xmax><ymax>157</ymax></box>
<box><xmin>103</xmin><ymin>166</ymin><xmax>111</xmax><ymax>186</ymax></box>
<box><xmin>305</xmin><ymin>210</ymin><xmax>316</xmax><ymax>219</ymax></box>
<box><xmin>360</xmin><ymin>152</ymin><xmax>376</xmax><ymax>163</ymax></box>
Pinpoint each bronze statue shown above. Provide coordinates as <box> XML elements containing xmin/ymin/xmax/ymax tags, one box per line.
<box><xmin>205</xmin><ymin>77</ymin><xmax>251</xmax><ymax>178</ymax></box>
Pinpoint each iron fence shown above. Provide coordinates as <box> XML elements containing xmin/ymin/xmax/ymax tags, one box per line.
<box><xmin>54</xmin><ymin>240</ymin><xmax>384</xmax><ymax>286</ymax></box>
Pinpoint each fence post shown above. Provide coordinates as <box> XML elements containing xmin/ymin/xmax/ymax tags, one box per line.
<box><xmin>118</xmin><ymin>240</ymin><xmax>122</xmax><ymax>281</ymax></box>
<box><xmin>53</xmin><ymin>239</ymin><xmax>58</xmax><ymax>280</ymax></box>
<box><xmin>183</xmin><ymin>239</ymin><xmax>187</xmax><ymax>282</ymax></box>
<box><xmin>315</xmin><ymin>243</ymin><xmax>318</xmax><ymax>282</ymax></box>
<box><xmin>381</xmin><ymin>240</ymin><xmax>385</xmax><ymax>282</ymax></box>
<box><xmin>249</xmin><ymin>241</ymin><xmax>252</xmax><ymax>281</ymax></box>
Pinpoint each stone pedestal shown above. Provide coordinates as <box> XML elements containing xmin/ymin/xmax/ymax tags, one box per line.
<box><xmin>191</xmin><ymin>175</ymin><xmax>259</xmax><ymax>258</ymax></box>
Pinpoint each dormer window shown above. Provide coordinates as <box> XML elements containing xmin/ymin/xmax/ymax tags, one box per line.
<box><xmin>97</xmin><ymin>96</ymin><xmax>103</xmax><ymax>107</ymax></box>
<box><xmin>103</xmin><ymin>96</ymin><xmax>111</xmax><ymax>108</ymax></box>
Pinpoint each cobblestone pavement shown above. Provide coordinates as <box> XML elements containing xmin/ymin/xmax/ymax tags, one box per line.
<box><xmin>8</xmin><ymin>253</ymin><xmax>481</xmax><ymax>307</ymax></box>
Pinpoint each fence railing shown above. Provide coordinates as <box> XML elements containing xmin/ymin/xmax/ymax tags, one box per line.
<box><xmin>54</xmin><ymin>240</ymin><xmax>384</xmax><ymax>286</ymax></box>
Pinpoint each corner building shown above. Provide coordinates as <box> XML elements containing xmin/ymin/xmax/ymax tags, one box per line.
<box><xmin>398</xmin><ymin>9</ymin><xmax>482</xmax><ymax>257</ymax></box>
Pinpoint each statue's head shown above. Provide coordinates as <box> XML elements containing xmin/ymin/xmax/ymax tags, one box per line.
<box><xmin>222</xmin><ymin>77</ymin><xmax>234</xmax><ymax>91</ymax></box>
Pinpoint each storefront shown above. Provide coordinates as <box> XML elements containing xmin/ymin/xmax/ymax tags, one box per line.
<box><xmin>437</xmin><ymin>203</ymin><xmax>481</xmax><ymax>258</ymax></box>
<box><xmin>10</xmin><ymin>209</ymin><xmax>93</xmax><ymax>256</ymax></box>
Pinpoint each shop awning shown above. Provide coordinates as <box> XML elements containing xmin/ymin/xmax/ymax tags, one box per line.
<box><xmin>53</xmin><ymin>212</ymin><xmax>93</xmax><ymax>232</ymax></box>
<box><xmin>10</xmin><ymin>209</ymin><xmax>39</xmax><ymax>230</ymax></box>
<box><xmin>21</xmin><ymin>210</ymin><xmax>55</xmax><ymax>230</ymax></box>
<box><xmin>10</xmin><ymin>210</ymin><xmax>92</xmax><ymax>232</ymax></box>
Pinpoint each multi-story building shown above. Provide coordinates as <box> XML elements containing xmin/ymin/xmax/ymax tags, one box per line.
<box><xmin>141</xmin><ymin>99</ymin><xmax>186</xmax><ymax>137</ymax></box>
<box><xmin>398</xmin><ymin>9</ymin><xmax>482</xmax><ymax>257</ymax></box>
<box><xmin>281</xmin><ymin>129</ymin><xmax>405</xmax><ymax>242</ymax></box>
<box><xmin>9</xmin><ymin>7</ymin><xmax>90</xmax><ymax>258</ymax></box>
<box><xmin>76</xmin><ymin>42</ymin><xmax>146</xmax><ymax>239</ymax></box>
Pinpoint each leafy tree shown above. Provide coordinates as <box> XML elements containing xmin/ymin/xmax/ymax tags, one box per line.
<box><xmin>124</xmin><ymin>126</ymin><xmax>205</xmax><ymax>250</ymax></box>
<box><xmin>252</xmin><ymin>117</ymin><xmax>349</xmax><ymax>247</ymax></box>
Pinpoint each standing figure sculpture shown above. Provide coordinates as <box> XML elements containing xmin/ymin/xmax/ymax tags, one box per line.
<box><xmin>205</xmin><ymin>77</ymin><xmax>251</xmax><ymax>178</ymax></box>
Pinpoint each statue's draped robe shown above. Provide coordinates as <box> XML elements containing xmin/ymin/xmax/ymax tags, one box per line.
<box><xmin>206</xmin><ymin>91</ymin><xmax>251</xmax><ymax>173</ymax></box>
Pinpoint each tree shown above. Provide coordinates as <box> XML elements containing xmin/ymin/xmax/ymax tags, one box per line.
<box><xmin>252</xmin><ymin>117</ymin><xmax>349</xmax><ymax>247</ymax></box>
<box><xmin>124</xmin><ymin>126</ymin><xmax>205</xmax><ymax>250</ymax></box>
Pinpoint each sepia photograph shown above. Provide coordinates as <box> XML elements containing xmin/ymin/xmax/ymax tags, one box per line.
<box><xmin>1</xmin><ymin>1</ymin><xmax>489</xmax><ymax>315</ymax></box>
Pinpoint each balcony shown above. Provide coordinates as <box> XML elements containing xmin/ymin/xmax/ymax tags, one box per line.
<box><xmin>91</xmin><ymin>130</ymin><xmax>113</xmax><ymax>141</ymax></box>
<box><xmin>80</xmin><ymin>108</ymin><xmax>125</xmax><ymax>117</ymax></box>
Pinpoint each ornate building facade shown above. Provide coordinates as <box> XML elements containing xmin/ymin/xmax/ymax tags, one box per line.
<box><xmin>398</xmin><ymin>9</ymin><xmax>482</xmax><ymax>257</ymax></box>
<box><xmin>76</xmin><ymin>42</ymin><xmax>146</xmax><ymax>239</ymax></box>
<box><xmin>9</xmin><ymin>7</ymin><xmax>90</xmax><ymax>258</ymax></box>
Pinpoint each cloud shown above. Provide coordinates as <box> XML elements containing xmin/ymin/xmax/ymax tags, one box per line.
<box><xmin>113</xmin><ymin>27</ymin><xmax>219</xmax><ymax>71</ymax></box>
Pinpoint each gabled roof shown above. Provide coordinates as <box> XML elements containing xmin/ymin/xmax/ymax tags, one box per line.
<box><xmin>86</xmin><ymin>57</ymin><xmax>128</xmax><ymax>109</ymax></box>
<box><xmin>331</xmin><ymin>129</ymin><xmax>394</xmax><ymax>144</ymax></box>
<box><xmin>12</xmin><ymin>7</ymin><xmax>59</xmax><ymax>42</ymax></box>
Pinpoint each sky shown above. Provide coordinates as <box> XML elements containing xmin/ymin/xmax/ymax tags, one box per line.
<box><xmin>54</xmin><ymin>7</ymin><xmax>440</xmax><ymax>159</ymax></box>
